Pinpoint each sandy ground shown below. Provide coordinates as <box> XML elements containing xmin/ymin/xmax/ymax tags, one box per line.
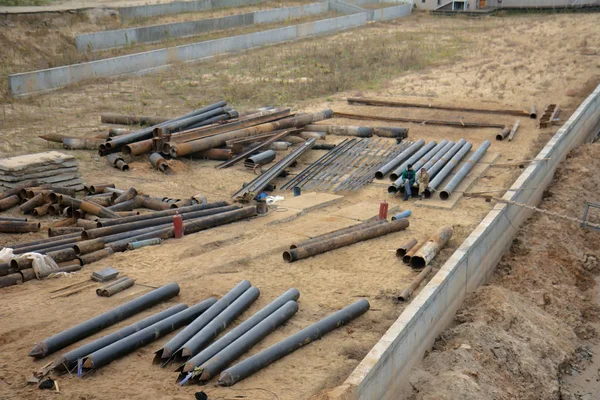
<box><xmin>408</xmin><ymin>142</ymin><xmax>600</xmax><ymax>400</ymax></box>
<box><xmin>0</xmin><ymin>11</ymin><xmax>599</xmax><ymax>400</ymax></box>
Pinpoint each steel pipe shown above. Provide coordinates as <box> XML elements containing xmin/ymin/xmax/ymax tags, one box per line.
<box><xmin>496</xmin><ymin>127</ymin><xmax>510</xmax><ymax>141</ymax></box>
<box><xmin>59</xmin><ymin>195</ymin><xmax>121</xmax><ymax>219</ymax></box>
<box><xmin>19</xmin><ymin>193</ymin><xmax>47</xmax><ymax>214</ymax></box>
<box><xmin>402</xmin><ymin>235</ymin><xmax>429</xmax><ymax>264</ymax></box>
<box><xmin>284</xmin><ymin>219</ymin><xmax>409</xmax><ymax>263</ymax></box>
<box><xmin>389</xmin><ymin>141</ymin><xmax>436</xmax><ymax>182</ymax></box>
<box><xmin>107</xmin><ymin>196</ymin><xmax>144</xmax><ymax>211</ymax></box>
<box><xmin>154</xmin><ymin>280</ymin><xmax>251</xmax><ymax>363</ymax></box>
<box><xmin>440</xmin><ymin>140</ymin><xmax>490</xmax><ymax>200</ymax></box>
<box><xmin>372</xmin><ymin>127</ymin><xmax>409</xmax><ymax>139</ymax></box>
<box><xmin>74</xmin><ymin>223</ymin><xmax>172</xmax><ymax>254</ymax></box>
<box><xmin>425</xmin><ymin>141</ymin><xmax>473</xmax><ymax>198</ymax></box>
<box><xmin>29</xmin><ymin>282</ymin><xmax>181</xmax><ymax>358</ymax></box>
<box><xmin>80</xmin><ymin>298</ymin><xmax>216</xmax><ymax>373</ymax></box>
<box><xmin>98</xmin><ymin>277</ymin><xmax>135</xmax><ymax>297</ymax></box>
<box><xmin>0</xmin><ymin>180</ymin><xmax>38</xmax><ymax>201</ymax></box>
<box><xmin>0</xmin><ymin>221</ymin><xmax>40</xmax><ymax>233</ymax></box>
<box><xmin>218</xmin><ymin>299</ymin><xmax>370</xmax><ymax>386</ymax></box>
<box><xmin>100</xmin><ymin>113</ymin><xmax>171</xmax><ymax>126</ymax></box>
<box><xmin>88</xmin><ymin>184</ymin><xmax>116</xmax><ymax>194</ymax></box>
<box><xmin>395</xmin><ymin>238</ymin><xmax>417</xmax><ymax>258</ymax></box>
<box><xmin>303</xmin><ymin>125</ymin><xmax>373</xmax><ymax>137</ymax></box>
<box><xmin>113</xmin><ymin>188</ymin><xmax>138</xmax><ymax>204</ymax></box>
<box><xmin>127</xmin><ymin>238</ymin><xmax>161</xmax><ymax>250</ymax></box>
<box><xmin>391</xmin><ymin>210</ymin><xmax>411</xmax><ymax>220</ymax></box>
<box><xmin>398</xmin><ymin>265</ymin><xmax>433</xmax><ymax>302</ymax></box>
<box><xmin>179</xmin><ymin>288</ymin><xmax>300</xmax><ymax>375</ymax></box>
<box><xmin>0</xmin><ymin>273</ymin><xmax>22</xmax><ymax>288</ymax></box>
<box><xmin>178</xmin><ymin>287</ymin><xmax>260</xmax><ymax>359</ymax></box>
<box><xmin>0</xmin><ymin>195</ymin><xmax>20</xmax><ymax>211</ymax></box>
<box><xmin>183</xmin><ymin>300</ymin><xmax>298</xmax><ymax>384</ymax></box>
<box><xmin>375</xmin><ymin>139</ymin><xmax>424</xmax><ymax>180</ymax></box>
<box><xmin>77</xmin><ymin>247</ymin><xmax>114</xmax><ymax>265</ymax></box>
<box><xmin>290</xmin><ymin>220</ymin><xmax>387</xmax><ymax>249</ymax></box>
<box><xmin>244</xmin><ymin>150</ymin><xmax>276</xmax><ymax>169</ymax></box>
<box><xmin>410</xmin><ymin>226</ymin><xmax>454</xmax><ymax>269</ymax></box>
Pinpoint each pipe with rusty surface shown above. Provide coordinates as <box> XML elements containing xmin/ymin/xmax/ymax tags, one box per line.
<box><xmin>496</xmin><ymin>127</ymin><xmax>511</xmax><ymax>141</ymax></box>
<box><xmin>52</xmin><ymin>303</ymin><xmax>188</xmax><ymax>372</ymax></box>
<box><xmin>0</xmin><ymin>180</ymin><xmax>38</xmax><ymax>201</ymax></box>
<box><xmin>0</xmin><ymin>195</ymin><xmax>20</xmax><ymax>211</ymax></box>
<box><xmin>149</xmin><ymin>153</ymin><xmax>172</xmax><ymax>174</ymax></box>
<box><xmin>59</xmin><ymin>196</ymin><xmax>121</xmax><ymax>219</ymax></box>
<box><xmin>0</xmin><ymin>221</ymin><xmax>40</xmax><ymax>233</ymax></box>
<box><xmin>153</xmin><ymin>280</ymin><xmax>251</xmax><ymax>363</ymax></box>
<box><xmin>107</xmin><ymin>196</ymin><xmax>144</xmax><ymax>212</ymax></box>
<box><xmin>19</xmin><ymin>193</ymin><xmax>47</xmax><ymax>214</ymax></box>
<box><xmin>178</xmin><ymin>288</ymin><xmax>300</xmax><ymax>376</ymax></box>
<box><xmin>113</xmin><ymin>188</ymin><xmax>138</xmax><ymax>204</ymax></box>
<box><xmin>80</xmin><ymin>298</ymin><xmax>216</xmax><ymax>373</ymax></box>
<box><xmin>28</xmin><ymin>282</ymin><xmax>181</xmax><ymax>358</ymax></box>
<box><xmin>77</xmin><ymin>247</ymin><xmax>114</xmax><ymax>265</ymax></box>
<box><xmin>402</xmin><ymin>236</ymin><xmax>428</xmax><ymax>264</ymax></box>
<box><xmin>193</xmin><ymin>148</ymin><xmax>233</xmax><ymax>160</ymax></box>
<box><xmin>0</xmin><ymin>273</ymin><xmax>23</xmax><ymax>288</ymax></box>
<box><xmin>409</xmin><ymin>226</ymin><xmax>454</xmax><ymax>269</ymax></box>
<box><xmin>218</xmin><ymin>299</ymin><xmax>370</xmax><ymax>386</ymax></box>
<box><xmin>88</xmin><ymin>184</ymin><xmax>115</xmax><ymax>194</ymax></box>
<box><xmin>440</xmin><ymin>140</ymin><xmax>491</xmax><ymax>200</ymax></box>
<box><xmin>284</xmin><ymin>219</ymin><xmax>409</xmax><ymax>263</ymax></box>
<box><xmin>98</xmin><ymin>277</ymin><xmax>135</xmax><ymax>297</ymax></box>
<box><xmin>304</xmin><ymin>124</ymin><xmax>373</xmax><ymax>137</ymax></box>
<box><xmin>74</xmin><ymin>223</ymin><xmax>173</xmax><ymax>254</ymax></box>
<box><xmin>100</xmin><ymin>113</ymin><xmax>171</xmax><ymax>126</ymax></box>
<box><xmin>398</xmin><ymin>266</ymin><xmax>433</xmax><ymax>302</ymax></box>
<box><xmin>396</xmin><ymin>238</ymin><xmax>417</xmax><ymax>258</ymax></box>
<box><xmin>290</xmin><ymin>220</ymin><xmax>387</xmax><ymax>250</ymax></box>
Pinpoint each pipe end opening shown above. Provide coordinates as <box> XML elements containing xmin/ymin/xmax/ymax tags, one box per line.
<box><xmin>389</xmin><ymin>174</ymin><xmax>399</xmax><ymax>182</ymax></box>
<box><xmin>410</xmin><ymin>256</ymin><xmax>426</xmax><ymax>269</ymax></box>
<box><xmin>387</xmin><ymin>186</ymin><xmax>398</xmax><ymax>194</ymax></box>
<box><xmin>440</xmin><ymin>191</ymin><xmax>450</xmax><ymax>200</ymax></box>
<box><xmin>374</xmin><ymin>172</ymin><xmax>384</xmax><ymax>180</ymax></box>
<box><xmin>283</xmin><ymin>251</ymin><xmax>293</xmax><ymax>263</ymax></box>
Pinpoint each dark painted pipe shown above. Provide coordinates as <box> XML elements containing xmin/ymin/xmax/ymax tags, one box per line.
<box><xmin>389</xmin><ymin>141</ymin><xmax>437</xmax><ymax>181</ymax></box>
<box><xmin>80</xmin><ymin>298</ymin><xmax>217</xmax><ymax>372</ymax></box>
<box><xmin>440</xmin><ymin>140</ymin><xmax>490</xmax><ymax>200</ymax></box>
<box><xmin>98</xmin><ymin>277</ymin><xmax>135</xmax><ymax>297</ymax></box>
<box><xmin>177</xmin><ymin>287</ymin><xmax>260</xmax><ymax>359</ymax></box>
<box><xmin>425</xmin><ymin>141</ymin><xmax>473</xmax><ymax>198</ymax></box>
<box><xmin>283</xmin><ymin>219</ymin><xmax>409</xmax><ymax>263</ymax></box>
<box><xmin>153</xmin><ymin>281</ymin><xmax>251</xmax><ymax>363</ymax></box>
<box><xmin>244</xmin><ymin>150</ymin><xmax>276</xmax><ymax>169</ymax></box>
<box><xmin>28</xmin><ymin>283</ymin><xmax>181</xmax><ymax>358</ymax></box>
<box><xmin>179</xmin><ymin>288</ymin><xmax>300</xmax><ymax>374</ymax></box>
<box><xmin>218</xmin><ymin>299</ymin><xmax>370</xmax><ymax>386</ymax></box>
<box><xmin>183</xmin><ymin>300</ymin><xmax>298</xmax><ymax>385</ymax></box>
<box><xmin>107</xmin><ymin>196</ymin><xmax>143</xmax><ymax>212</ymax></box>
<box><xmin>375</xmin><ymin>139</ymin><xmax>424</xmax><ymax>180</ymax></box>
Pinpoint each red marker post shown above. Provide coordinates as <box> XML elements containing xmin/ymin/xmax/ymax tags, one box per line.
<box><xmin>378</xmin><ymin>201</ymin><xmax>388</xmax><ymax>221</ymax></box>
<box><xmin>173</xmin><ymin>212</ymin><xmax>183</xmax><ymax>239</ymax></box>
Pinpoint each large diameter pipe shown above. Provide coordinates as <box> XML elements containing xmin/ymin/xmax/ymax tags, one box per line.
<box><xmin>178</xmin><ymin>287</ymin><xmax>260</xmax><ymax>359</ymax></box>
<box><xmin>496</xmin><ymin>127</ymin><xmax>511</xmax><ymax>141</ymax></box>
<box><xmin>409</xmin><ymin>226</ymin><xmax>454</xmax><ymax>269</ymax></box>
<box><xmin>0</xmin><ymin>221</ymin><xmax>41</xmax><ymax>233</ymax></box>
<box><xmin>420</xmin><ymin>141</ymin><xmax>455</xmax><ymax>172</ymax></box>
<box><xmin>81</xmin><ymin>298</ymin><xmax>217</xmax><ymax>372</ymax></box>
<box><xmin>28</xmin><ymin>283</ymin><xmax>181</xmax><ymax>358</ymax></box>
<box><xmin>440</xmin><ymin>140</ymin><xmax>491</xmax><ymax>200</ymax></box>
<box><xmin>218</xmin><ymin>299</ymin><xmax>370</xmax><ymax>386</ymax></box>
<box><xmin>425</xmin><ymin>141</ymin><xmax>473</xmax><ymax>198</ymax></box>
<box><xmin>283</xmin><ymin>219</ymin><xmax>409</xmax><ymax>263</ymax></box>
<box><xmin>180</xmin><ymin>288</ymin><xmax>300</xmax><ymax>374</ymax></box>
<box><xmin>82</xmin><ymin>205</ymin><xmax>238</xmax><ymax>240</ymax></box>
<box><xmin>395</xmin><ymin>238</ymin><xmax>417</xmax><ymax>258</ymax></box>
<box><xmin>0</xmin><ymin>195</ymin><xmax>20</xmax><ymax>211</ymax></box>
<box><xmin>390</xmin><ymin>142</ymin><xmax>452</xmax><ymax>194</ymax></box>
<box><xmin>183</xmin><ymin>206</ymin><xmax>257</xmax><ymax>235</ymax></box>
<box><xmin>185</xmin><ymin>300</ymin><xmax>299</xmax><ymax>384</ymax></box>
<box><xmin>170</xmin><ymin>110</ymin><xmax>332</xmax><ymax>157</ymax></box>
<box><xmin>426</xmin><ymin>139</ymin><xmax>468</xmax><ymax>180</ymax></box>
<box><xmin>412</xmin><ymin>140</ymin><xmax>449</xmax><ymax>172</ymax></box>
<box><xmin>244</xmin><ymin>150</ymin><xmax>276</xmax><ymax>169</ymax></box>
<box><xmin>290</xmin><ymin>220</ymin><xmax>387</xmax><ymax>249</ymax></box>
<box><xmin>389</xmin><ymin>141</ymin><xmax>437</xmax><ymax>182</ymax></box>
<box><xmin>52</xmin><ymin>303</ymin><xmax>189</xmax><ymax>372</ymax></box>
<box><xmin>19</xmin><ymin>193</ymin><xmax>47</xmax><ymax>214</ymax></box>
<box><xmin>154</xmin><ymin>281</ymin><xmax>251</xmax><ymax>362</ymax></box>
<box><xmin>397</xmin><ymin>266</ymin><xmax>432</xmax><ymax>302</ymax></box>
<box><xmin>402</xmin><ymin>235</ymin><xmax>429</xmax><ymax>264</ymax></box>
<box><xmin>108</xmin><ymin>196</ymin><xmax>144</xmax><ymax>211</ymax></box>
<box><xmin>375</xmin><ymin>139</ymin><xmax>424</xmax><ymax>180</ymax></box>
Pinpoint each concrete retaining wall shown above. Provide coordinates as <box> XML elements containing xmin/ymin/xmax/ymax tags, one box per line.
<box><xmin>371</xmin><ymin>3</ymin><xmax>412</xmax><ymax>20</ymax></box>
<box><xmin>76</xmin><ymin>2</ymin><xmax>329</xmax><ymax>51</ymax></box>
<box><xmin>486</xmin><ymin>0</ymin><xmax>599</xmax><ymax>7</ymax></box>
<box><xmin>118</xmin><ymin>0</ymin><xmax>264</xmax><ymax>20</ymax></box>
<box><xmin>9</xmin><ymin>13</ymin><xmax>371</xmax><ymax>96</ymax></box>
<box><xmin>330</xmin><ymin>83</ymin><xmax>600</xmax><ymax>400</ymax></box>
<box><xmin>329</xmin><ymin>0</ymin><xmax>368</xmax><ymax>14</ymax></box>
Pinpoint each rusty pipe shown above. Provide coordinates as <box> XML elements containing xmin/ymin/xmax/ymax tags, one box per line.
<box><xmin>0</xmin><ymin>180</ymin><xmax>38</xmax><ymax>201</ymax></box>
<box><xmin>107</xmin><ymin>196</ymin><xmax>144</xmax><ymax>212</ymax></box>
<box><xmin>395</xmin><ymin>238</ymin><xmax>417</xmax><ymax>258</ymax></box>
<box><xmin>59</xmin><ymin>195</ymin><xmax>121</xmax><ymax>219</ymax></box>
<box><xmin>88</xmin><ymin>184</ymin><xmax>116</xmax><ymax>194</ymax></box>
<box><xmin>10</xmin><ymin>256</ymin><xmax>33</xmax><ymax>271</ymax></box>
<box><xmin>32</xmin><ymin>202</ymin><xmax>52</xmax><ymax>217</ymax></box>
<box><xmin>83</xmin><ymin>196</ymin><xmax>112</xmax><ymax>207</ymax></box>
<box><xmin>398</xmin><ymin>266</ymin><xmax>432</xmax><ymax>302</ymax></box>
<box><xmin>19</xmin><ymin>193</ymin><xmax>48</xmax><ymax>214</ymax></box>
<box><xmin>149</xmin><ymin>153</ymin><xmax>172</xmax><ymax>174</ymax></box>
<box><xmin>0</xmin><ymin>195</ymin><xmax>20</xmax><ymax>211</ymax></box>
<box><xmin>140</xmin><ymin>197</ymin><xmax>170</xmax><ymax>211</ymax></box>
<box><xmin>496</xmin><ymin>127</ymin><xmax>511</xmax><ymax>141</ymax></box>
<box><xmin>20</xmin><ymin>268</ymin><xmax>36</xmax><ymax>282</ymax></box>
<box><xmin>304</xmin><ymin>124</ymin><xmax>373</xmax><ymax>137</ymax></box>
<box><xmin>47</xmin><ymin>248</ymin><xmax>79</xmax><ymax>264</ymax></box>
<box><xmin>0</xmin><ymin>221</ymin><xmax>40</xmax><ymax>233</ymax></box>
<box><xmin>122</xmin><ymin>140</ymin><xmax>153</xmax><ymax>156</ymax></box>
<box><xmin>284</xmin><ymin>219</ymin><xmax>409</xmax><ymax>263</ymax></box>
<box><xmin>0</xmin><ymin>273</ymin><xmax>23</xmax><ymax>288</ymax></box>
<box><xmin>290</xmin><ymin>220</ymin><xmax>387</xmax><ymax>249</ymax></box>
<box><xmin>101</xmin><ymin>113</ymin><xmax>171</xmax><ymax>126</ymax></box>
<box><xmin>114</xmin><ymin>188</ymin><xmax>138</xmax><ymax>204</ymax></box>
<box><xmin>410</xmin><ymin>226</ymin><xmax>454</xmax><ymax>269</ymax></box>
<box><xmin>193</xmin><ymin>148</ymin><xmax>233</xmax><ymax>160</ymax></box>
<box><xmin>77</xmin><ymin>247</ymin><xmax>114</xmax><ymax>266</ymax></box>
<box><xmin>402</xmin><ymin>236</ymin><xmax>429</xmax><ymax>264</ymax></box>
<box><xmin>48</xmin><ymin>227</ymin><xmax>85</xmax><ymax>237</ymax></box>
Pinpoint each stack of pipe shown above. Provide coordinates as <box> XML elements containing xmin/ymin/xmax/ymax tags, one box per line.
<box><xmin>283</xmin><ymin>218</ymin><xmax>409</xmax><ymax>263</ymax></box>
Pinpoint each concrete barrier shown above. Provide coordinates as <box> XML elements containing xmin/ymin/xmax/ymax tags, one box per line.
<box><xmin>118</xmin><ymin>0</ymin><xmax>264</xmax><ymax>20</ymax></box>
<box><xmin>329</xmin><ymin>84</ymin><xmax>600</xmax><ymax>399</ymax></box>
<box><xmin>9</xmin><ymin>13</ymin><xmax>371</xmax><ymax>96</ymax></box>
<box><xmin>76</xmin><ymin>2</ymin><xmax>329</xmax><ymax>51</ymax></box>
<box><xmin>371</xmin><ymin>3</ymin><xmax>412</xmax><ymax>20</ymax></box>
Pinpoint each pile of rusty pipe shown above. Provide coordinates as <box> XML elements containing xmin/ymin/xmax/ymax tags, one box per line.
<box><xmin>8</xmin><ymin>232</ymin><xmax>82</xmax><ymax>251</ymax></box>
<box><xmin>170</xmin><ymin>110</ymin><xmax>332</xmax><ymax>158</ymax></box>
<box><xmin>101</xmin><ymin>113</ymin><xmax>171</xmax><ymax>126</ymax></box>
<box><xmin>284</xmin><ymin>219</ymin><xmax>409</xmax><ymax>263</ymax></box>
<box><xmin>290</xmin><ymin>220</ymin><xmax>387</xmax><ymax>249</ymax></box>
<box><xmin>114</xmin><ymin>188</ymin><xmax>138</xmax><ymax>204</ymax></box>
<box><xmin>32</xmin><ymin>203</ymin><xmax>52</xmax><ymax>216</ymax></box>
<box><xmin>398</xmin><ymin>266</ymin><xmax>433</xmax><ymax>302</ymax></box>
<box><xmin>19</xmin><ymin>193</ymin><xmax>48</xmax><ymax>214</ymax></box>
<box><xmin>59</xmin><ymin>195</ymin><xmax>121</xmax><ymax>219</ymax></box>
<box><xmin>396</xmin><ymin>238</ymin><xmax>417</xmax><ymax>258</ymax></box>
<box><xmin>410</xmin><ymin>226</ymin><xmax>454</xmax><ymax>269</ymax></box>
<box><xmin>98</xmin><ymin>201</ymin><xmax>228</xmax><ymax>227</ymax></box>
<box><xmin>216</xmin><ymin>128</ymin><xmax>296</xmax><ymax>169</ymax></box>
<box><xmin>0</xmin><ymin>180</ymin><xmax>38</xmax><ymax>200</ymax></box>
<box><xmin>108</xmin><ymin>196</ymin><xmax>144</xmax><ymax>211</ymax></box>
<box><xmin>402</xmin><ymin>236</ymin><xmax>429</xmax><ymax>264</ymax></box>
<box><xmin>82</xmin><ymin>205</ymin><xmax>239</xmax><ymax>240</ymax></box>
<box><xmin>0</xmin><ymin>195</ymin><xmax>20</xmax><ymax>211</ymax></box>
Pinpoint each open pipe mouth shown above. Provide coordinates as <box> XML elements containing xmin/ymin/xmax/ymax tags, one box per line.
<box><xmin>122</xmin><ymin>145</ymin><xmax>132</xmax><ymax>155</ymax></box>
<box><xmin>81</xmin><ymin>232</ymin><xmax>90</xmax><ymax>241</ymax></box>
<box><xmin>389</xmin><ymin>173</ymin><xmax>399</xmax><ymax>181</ymax></box>
<box><xmin>396</xmin><ymin>249</ymin><xmax>407</xmax><ymax>257</ymax></box>
<box><xmin>374</xmin><ymin>171</ymin><xmax>384</xmax><ymax>180</ymax></box>
<box><xmin>402</xmin><ymin>255</ymin><xmax>412</xmax><ymax>264</ymax></box>
<box><xmin>424</xmin><ymin>189</ymin><xmax>432</xmax><ymax>199</ymax></box>
<box><xmin>387</xmin><ymin>186</ymin><xmax>398</xmax><ymax>194</ymax></box>
<box><xmin>9</xmin><ymin>259</ymin><xmax>19</xmax><ymax>269</ymax></box>
<box><xmin>440</xmin><ymin>190</ymin><xmax>450</xmax><ymax>200</ymax></box>
<box><xmin>282</xmin><ymin>251</ymin><xmax>294</xmax><ymax>263</ymax></box>
<box><xmin>290</xmin><ymin>244</ymin><xmax>298</xmax><ymax>249</ymax></box>
<box><xmin>397</xmin><ymin>295</ymin><xmax>406</xmax><ymax>302</ymax></box>
<box><xmin>410</xmin><ymin>256</ymin><xmax>426</xmax><ymax>269</ymax></box>
<box><xmin>495</xmin><ymin>134</ymin><xmax>505</xmax><ymax>141</ymax></box>
<box><xmin>529</xmin><ymin>112</ymin><xmax>537</xmax><ymax>119</ymax></box>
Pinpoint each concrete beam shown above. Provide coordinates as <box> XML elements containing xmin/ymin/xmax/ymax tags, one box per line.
<box><xmin>328</xmin><ymin>83</ymin><xmax>600</xmax><ymax>399</ymax></box>
<box><xmin>76</xmin><ymin>2</ymin><xmax>329</xmax><ymax>51</ymax></box>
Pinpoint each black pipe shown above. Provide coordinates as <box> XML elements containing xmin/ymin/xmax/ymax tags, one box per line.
<box><xmin>178</xmin><ymin>288</ymin><xmax>300</xmax><ymax>374</ymax></box>
<box><xmin>244</xmin><ymin>150</ymin><xmax>276</xmax><ymax>169</ymax></box>
<box><xmin>176</xmin><ymin>286</ymin><xmax>260</xmax><ymax>360</ymax></box>
<box><xmin>218</xmin><ymin>299</ymin><xmax>370</xmax><ymax>386</ymax></box>
<box><xmin>182</xmin><ymin>300</ymin><xmax>299</xmax><ymax>385</ymax></box>
<box><xmin>80</xmin><ymin>298</ymin><xmax>217</xmax><ymax>373</ymax></box>
<box><xmin>153</xmin><ymin>280</ymin><xmax>251</xmax><ymax>364</ymax></box>
<box><xmin>51</xmin><ymin>303</ymin><xmax>190</xmax><ymax>372</ymax></box>
<box><xmin>28</xmin><ymin>283</ymin><xmax>181</xmax><ymax>358</ymax></box>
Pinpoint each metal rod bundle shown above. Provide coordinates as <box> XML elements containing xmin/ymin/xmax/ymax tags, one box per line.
<box><xmin>218</xmin><ymin>299</ymin><xmax>370</xmax><ymax>386</ymax></box>
<box><xmin>425</xmin><ymin>141</ymin><xmax>473</xmax><ymax>198</ymax></box>
<box><xmin>284</xmin><ymin>218</ymin><xmax>409</xmax><ymax>263</ymax></box>
<box><xmin>440</xmin><ymin>140</ymin><xmax>491</xmax><ymax>200</ymax></box>
<box><xmin>154</xmin><ymin>280</ymin><xmax>251</xmax><ymax>363</ymax></box>
<box><xmin>178</xmin><ymin>289</ymin><xmax>300</xmax><ymax>376</ymax></box>
<box><xmin>28</xmin><ymin>283</ymin><xmax>180</xmax><ymax>358</ymax></box>
<box><xmin>80</xmin><ymin>298</ymin><xmax>217</xmax><ymax>373</ymax></box>
<box><xmin>409</xmin><ymin>226</ymin><xmax>454</xmax><ymax>269</ymax></box>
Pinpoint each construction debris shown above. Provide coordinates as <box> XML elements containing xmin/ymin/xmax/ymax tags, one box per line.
<box><xmin>0</xmin><ymin>152</ymin><xmax>84</xmax><ymax>191</ymax></box>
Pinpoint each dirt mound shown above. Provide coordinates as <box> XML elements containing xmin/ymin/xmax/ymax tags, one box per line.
<box><xmin>409</xmin><ymin>143</ymin><xmax>600</xmax><ymax>399</ymax></box>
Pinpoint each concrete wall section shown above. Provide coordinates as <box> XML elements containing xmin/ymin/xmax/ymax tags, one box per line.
<box><xmin>118</xmin><ymin>0</ymin><xmax>264</xmax><ymax>20</ymax></box>
<box><xmin>329</xmin><ymin>0</ymin><xmax>368</xmax><ymax>15</ymax></box>
<box><xmin>486</xmin><ymin>0</ymin><xmax>599</xmax><ymax>7</ymax></box>
<box><xmin>330</xmin><ymin>83</ymin><xmax>600</xmax><ymax>400</ymax></box>
<box><xmin>371</xmin><ymin>3</ymin><xmax>412</xmax><ymax>20</ymax></box>
<box><xmin>9</xmin><ymin>13</ymin><xmax>370</xmax><ymax>96</ymax></box>
<box><xmin>76</xmin><ymin>2</ymin><xmax>328</xmax><ymax>51</ymax></box>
